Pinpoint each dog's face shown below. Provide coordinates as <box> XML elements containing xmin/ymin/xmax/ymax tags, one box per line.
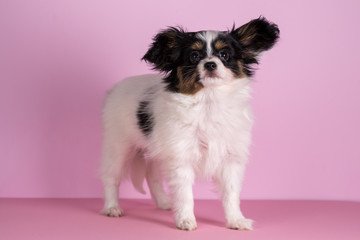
<box><xmin>143</xmin><ymin>17</ymin><xmax>279</xmax><ymax>95</ymax></box>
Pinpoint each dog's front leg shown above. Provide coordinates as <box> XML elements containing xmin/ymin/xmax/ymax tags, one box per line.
<box><xmin>217</xmin><ymin>161</ymin><xmax>253</xmax><ymax>230</ymax></box>
<box><xmin>168</xmin><ymin>166</ymin><xmax>197</xmax><ymax>231</ymax></box>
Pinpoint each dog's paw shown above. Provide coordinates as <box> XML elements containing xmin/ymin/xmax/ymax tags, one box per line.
<box><xmin>176</xmin><ymin>218</ymin><xmax>197</xmax><ymax>231</ymax></box>
<box><xmin>102</xmin><ymin>206</ymin><xmax>124</xmax><ymax>217</ymax></box>
<box><xmin>227</xmin><ymin>218</ymin><xmax>253</xmax><ymax>230</ymax></box>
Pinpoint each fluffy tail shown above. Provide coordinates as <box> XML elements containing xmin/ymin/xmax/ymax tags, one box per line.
<box><xmin>130</xmin><ymin>150</ymin><xmax>147</xmax><ymax>194</ymax></box>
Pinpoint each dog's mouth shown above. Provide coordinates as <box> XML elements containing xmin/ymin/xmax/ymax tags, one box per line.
<box><xmin>200</xmin><ymin>68</ymin><xmax>223</xmax><ymax>80</ymax></box>
<box><xmin>204</xmin><ymin>71</ymin><xmax>219</xmax><ymax>78</ymax></box>
<box><xmin>198</xmin><ymin>72</ymin><xmax>225</xmax><ymax>88</ymax></box>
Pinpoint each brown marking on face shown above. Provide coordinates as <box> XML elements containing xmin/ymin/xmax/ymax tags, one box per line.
<box><xmin>241</xmin><ymin>51</ymin><xmax>256</xmax><ymax>62</ymax></box>
<box><xmin>191</xmin><ymin>41</ymin><xmax>204</xmax><ymax>50</ymax></box>
<box><xmin>214</xmin><ymin>40</ymin><xmax>228</xmax><ymax>50</ymax></box>
<box><xmin>176</xmin><ymin>67</ymin><xmax>204</xmax><ymax>95</ymax></box>
<box><xmin>236</xmin><ymin>60</ymin><xmax>247</xmax><ymax>78</ymax></box>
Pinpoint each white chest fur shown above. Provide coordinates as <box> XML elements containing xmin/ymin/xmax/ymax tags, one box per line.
<box><xmin>147</xmin><ymin>80</ymin><xmax>253</xmax><ymax>177</ymax></box>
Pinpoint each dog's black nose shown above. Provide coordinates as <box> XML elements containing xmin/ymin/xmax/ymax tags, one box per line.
<box><xmin>204</xmin><ymin>61</ymin><xmax>217</xmax><ymax>71</ymax></box>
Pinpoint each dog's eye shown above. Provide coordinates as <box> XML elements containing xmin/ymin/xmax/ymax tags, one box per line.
<box><xmin>190</xmin><ymin>51</ymin><xmax>201</xmax><ymax>63</ymax></box>
<box><xmin>219</xmin><ymin>50</ymin><xmax>230</xmax><ymax>61</ymax></box>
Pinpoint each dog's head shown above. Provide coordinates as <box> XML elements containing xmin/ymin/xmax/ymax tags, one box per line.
<box><xmin>143</xmin><ymin>17</ymin><xmax>279</xmax><ymax>95</ymax></box>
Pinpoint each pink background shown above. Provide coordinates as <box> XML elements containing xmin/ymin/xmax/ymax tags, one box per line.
<box><xmin>1</xmin><ymin>0</ymin><xmax>359</xmax><ymax>201</ymax></box>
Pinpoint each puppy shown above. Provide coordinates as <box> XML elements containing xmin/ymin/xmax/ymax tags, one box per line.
<box><xmin>100</xmin><ymin>17</ymin><xmax>279</xmax><ymax>231</ymax></box>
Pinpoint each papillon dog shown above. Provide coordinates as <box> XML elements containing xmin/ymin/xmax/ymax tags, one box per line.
<box><xmin>100</xmin><ymin>17</ymin><xmax>279</xmax><ymax>230</ymax></box>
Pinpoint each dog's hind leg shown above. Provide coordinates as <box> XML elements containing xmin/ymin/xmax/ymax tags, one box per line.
<box><xmin>100</xmin><ymin>137</ymin><xmax>132</xmax><ymax>217</ymax></box>
<box><xmin>146</xmin><ymin>161</ymin><xmax>172</xmax><ymax>210</ymax></box>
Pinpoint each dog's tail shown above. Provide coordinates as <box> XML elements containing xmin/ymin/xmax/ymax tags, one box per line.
<box><xmin>130</xmin><ymin>150</ymin><xmax>147</xmax><ymax>194</ymax></box>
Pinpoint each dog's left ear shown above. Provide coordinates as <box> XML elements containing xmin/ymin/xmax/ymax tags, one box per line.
<box><xmin>231</xmin><ymin>17</ymin><xmax>279</xmax><ymax>60</ymax></box>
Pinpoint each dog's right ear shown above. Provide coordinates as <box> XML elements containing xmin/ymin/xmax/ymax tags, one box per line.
<box><xmin>142</xmin><ymin>27</ymin><xmax>186</xmax><ymax>73</ymax></box>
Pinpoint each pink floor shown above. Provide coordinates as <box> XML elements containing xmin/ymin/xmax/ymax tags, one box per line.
<box><xmin>0</xmin><ymin>199</ymin><xmax>359</xmax><ymax>240</ymax></box>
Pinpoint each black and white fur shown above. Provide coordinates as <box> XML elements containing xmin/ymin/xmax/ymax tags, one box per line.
<box><xmin>100</xmin><ymin>17</ymin><xmax>279</xmax><ymax>230</ymax></box>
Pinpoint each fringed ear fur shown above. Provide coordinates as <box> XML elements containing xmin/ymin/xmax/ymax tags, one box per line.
<box><xmin>142</xmin><ymin>27</ymin><xmax>187</xmax><ymax>73</ymax></box>
<box><xmin>230</xmin><ymin>17</ymin><xmax>279</xmax><ymax>76</ymax></box>
<box><xmin>231</xmin><ymin>17</ymin><xmax>280</xmax><ymax>54</ymax></box>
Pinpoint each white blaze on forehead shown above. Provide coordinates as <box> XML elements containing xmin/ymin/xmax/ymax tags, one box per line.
<box><xmin>196</xmin><ymin>31</ymin><xmax>219</xmax><ymax>56</ymax></box>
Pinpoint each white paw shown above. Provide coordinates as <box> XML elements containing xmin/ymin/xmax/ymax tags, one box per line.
<box><xmin>102</xmin><ymin>206</ymin><xmax>124</xmax><ymax>217</ymax></box>
<box><xmin>176</xmin><ymin>218</ymin><xmax>197</xmax><ymax>231</ymax></box>
<box><xmin>227</xmin><ymin>218</ymin><xmax>254</xmax><ymax>230</ymax></box>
